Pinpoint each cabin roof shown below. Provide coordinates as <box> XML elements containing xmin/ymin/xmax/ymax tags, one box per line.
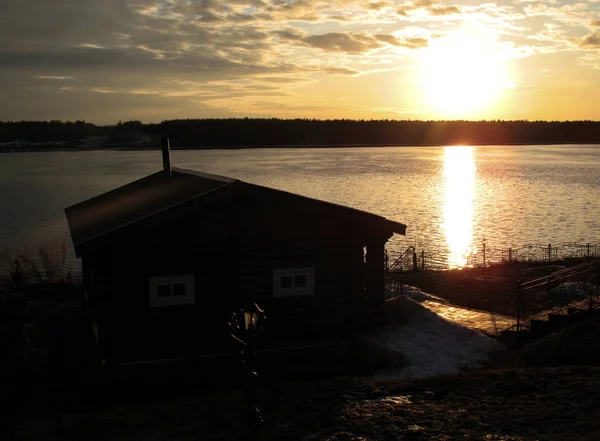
<box><xmin>65</xmin><ymin>167</ymin><xmax>406</xmax><ymax>252</ymax></box>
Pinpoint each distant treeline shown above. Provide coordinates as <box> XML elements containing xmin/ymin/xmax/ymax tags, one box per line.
<box><xmin>2</xmin><ymin>119</ymin><xmax>600</xmax><ymax>148</ymax></box>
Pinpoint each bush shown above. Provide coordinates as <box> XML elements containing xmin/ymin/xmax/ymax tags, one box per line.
<box><xmin>16</xmin><ymin>240</ymin><xmax>70</xmax><ymax>285</ymax></box>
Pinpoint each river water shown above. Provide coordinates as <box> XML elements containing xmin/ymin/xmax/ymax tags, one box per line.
<box><xmin>1</xmin><ymin>144</ymin><xmax>599</xmax><ymax>272</ymax></box>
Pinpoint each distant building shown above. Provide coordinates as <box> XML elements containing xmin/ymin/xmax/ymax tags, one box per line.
<box><xmin>65</xmin><ymin>144</ymin><xmax>406</xmax><ymax>363</ymax></box>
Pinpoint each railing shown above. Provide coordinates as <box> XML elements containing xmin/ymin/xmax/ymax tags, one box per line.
<box><xmin>516</xmin><ymin>259</ymin><xmax>600</xmax><ymax>330</ymax></box>
<box><xmin>387</xmin><ymin>241</ymin><xmax>600</xmax><ymax>272</ymax></box>
<box><xmin>385</xmin><ymin>246</ymin><xmax>414</xmax><ymax>298</ymax></box>
<box><xmin>386</xmin><ymin>246</ymin><xmax>415</xmax><ymax>272</ymax></box>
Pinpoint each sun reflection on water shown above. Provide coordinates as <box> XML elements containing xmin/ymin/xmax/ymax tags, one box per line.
<box><xmin>443</xmin><ymin>147</ymin><xmax>476</xmax><ymax>268</ymax></box>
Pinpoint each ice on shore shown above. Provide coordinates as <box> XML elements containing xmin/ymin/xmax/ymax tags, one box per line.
<box><xmin>393</xmin><ymin>285</ymin><xmax>449</xmax><ymax>304</ymax></box>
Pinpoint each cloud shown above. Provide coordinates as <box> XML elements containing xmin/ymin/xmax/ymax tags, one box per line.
<box><xmin>272</xmin><ymin>29</ymin><xmax>307</xmax><ymax>43</ymax></box>
<box><xmin>374</xmin><ymin>34</ymin><xmax>402</xmax><ymax>45</ymax></box>
<box><xmin>429</xmin><ymin>5</ymin><xmax>461</xmax><ymax>16</ymax></box>
<box><xmin>522</xmin><ymin>1</ymin><xmax>592</xmax><ymax>29</ymax></box>
<box><xmin>303</xmin><ymin>32</ymin><xmax>428</xmax><ymax>53</ymax></box>
<box><xmin>37</xmin><ymin>76</ymin><xmax>74</xmax><ymax>81</ymax></box>
<box><xmin>322</xmin><ymin>66</ymin><xmax>360</xmax><ymax>75</ymax></box>
<box><xmin>397</xmin><ymin>0</ymin><xmax>462</xmax><ymax>17</ymax></box>
<box><xmin>578</xmin><ymin>32</ymin><xmax>600</xmax><ymax>48</ymax></box>
<box><xmin>5</xmin><ymin>0</ymin><xmax>593</xmax><ymax>122</ymax></box>
<box><xmin>304</xmin><ymin>33</ymin><xmax>384</xmax><ymax>53</ymax></box>
<box><xmin>400</xmin><ymin>37</ymin><xmax>429</xmax><ymax>48</ymax></box>
<box><xmin>579</xmin><ymin>52</ymin><xmax>600</xmax><ymax>70</ymax></box>
<box><xmin>366</xmin><ymin>1</ymin><xmax>392</xmax><ymax>9</ymax></box>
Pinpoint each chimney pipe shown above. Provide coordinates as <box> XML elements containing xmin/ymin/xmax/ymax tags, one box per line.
<box><xmin>161</xmin><ymin>135</ymin><xmax>172</xmax><ymax>177</ymax></box>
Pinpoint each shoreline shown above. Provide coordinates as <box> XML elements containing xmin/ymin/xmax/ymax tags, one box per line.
<box><xmin>2</xmin><ymin>141</ymin><xmax>600</xmax><ymax>153</ymax></box>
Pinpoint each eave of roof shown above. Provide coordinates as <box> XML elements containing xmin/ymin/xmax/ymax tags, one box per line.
<box><xmin>242</xmin><ymin>182</ymin><xmax>407</xmax><ymax>235</ymax></box>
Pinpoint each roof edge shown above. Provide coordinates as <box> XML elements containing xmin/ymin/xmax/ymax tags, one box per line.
<box><xmin>171</xmin><ymin>167</ymin><xmax>237</xmax><ymax>183</ymax></box>
<box><xmin>69</xmin><ymin>177</ymin><xmax>241</xmax><ymax>252</ymax></box>
<box><xmin>387</xmin><ymin>220</ymin><xmax>407</xmax><ymax>236</ymax></box>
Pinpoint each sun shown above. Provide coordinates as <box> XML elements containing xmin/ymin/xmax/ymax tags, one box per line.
<box><xmin>419</xmin><ymin>28</ymin><xmax>512</xmax><ymax>119</ymax></box>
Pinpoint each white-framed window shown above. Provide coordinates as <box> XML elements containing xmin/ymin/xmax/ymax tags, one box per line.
<box><xmin>273</xmin><ymin>267</ymin><xmax>315</xmax><ymax>297</ymax></box>
<box><xmin>149</xmin><ymin>275</ymin><xmax>195</xmax><ymax>307</ymax></box>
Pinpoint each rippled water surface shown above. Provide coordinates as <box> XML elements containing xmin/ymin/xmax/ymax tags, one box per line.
<box><xmin>1</xmin><ymin>145</ymin><xmax>599</xmax><ymax>270</ymax></box>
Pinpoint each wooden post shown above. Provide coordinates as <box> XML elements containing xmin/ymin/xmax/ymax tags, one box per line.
<box><xmin>400</xmin><ymin>273</ymin><xmax>404</xmax><ymax>296</ymax></box>
<box><xmin>595</xmin><ymin>262</ymin><xmax>600</xmax><ymax>311</ymax></box>
<box><xmin>412</xmin><ymin>251</ymin><xmax>418</xmax><ymax>272</ymax></box>
<box><xmin>421</xmin><ymin>250</ymin><xmax>425</xmax><ymax>271</ymax></box>
<box><xmin>366</xmin><ymin>241</ymin><xmax>386</xmax><ymax>313</ymax></box>
<box><xmin>587</xmin><ymin>243</ymin><xmax>591</xmax><ymax>259</ymax></box>
<box><xmin>384</xmin><ymin>249</ymin><xmax>389</xmax><ymax>275</ymax></box>
<box><xmin>508</xmin><ymin>248</ymin><xmax>512</xmax><ymax>263</ymax></box>
<box><xmin>483</xmin><ymin>239</ymin><xmax>486</xmax><ymax>268</ymax></box>
<box><xmin>547</xmin><ymin>271</ymin><xmax>552</xmax><ymax>308</ymax></box>
<box><xmin>548</xmin><ymin>243</ymin><xmax>551</xmax><ymax>264</ymax></box>
<box><xmin>516</xmin><ymin>281</ymin><xmax>522</xmax><ymax>331</ymax></box>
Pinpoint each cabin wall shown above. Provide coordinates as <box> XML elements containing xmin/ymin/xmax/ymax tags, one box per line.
<box><xmin>235</xmin><ymin>240</ymin><xmax>367</xmax><ymax>345</ymax></box>
<box><xmin>82</xmin><ymin>191</ymin><xmax>393</xmax><ymax>361</ymax></box>
<box><xmin>87</xmin><ymin>211</ymin><xmax>240</xmax><ymax>362</ymax></box>
<box><xmin>232</xmin><ymin>189</ymin><xmax>388</xmax><ymax>344</ymax></box>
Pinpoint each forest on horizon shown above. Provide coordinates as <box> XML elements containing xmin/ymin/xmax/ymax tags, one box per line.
<box><xmin>2</xmin><ymin>119</ymin><xmax>600</xmax><ymax>149</ymax></box>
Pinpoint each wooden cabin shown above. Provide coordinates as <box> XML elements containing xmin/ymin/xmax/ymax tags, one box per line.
<box><xmin>65</xmin><ymin>145</ymin><xmax>406</xmax><ymax>363</ymax></box>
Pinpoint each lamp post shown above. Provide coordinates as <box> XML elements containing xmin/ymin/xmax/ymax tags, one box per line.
<box><xmin>229</xmin><ymin>300</ymin><xmax>265</xmax><ymax>441</ymax></box>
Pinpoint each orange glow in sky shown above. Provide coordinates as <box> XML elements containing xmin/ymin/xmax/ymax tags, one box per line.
<box><xmin>2</xmin><ymin>1</ymin><xmax>600</xmax><ymax>122</ymax></box>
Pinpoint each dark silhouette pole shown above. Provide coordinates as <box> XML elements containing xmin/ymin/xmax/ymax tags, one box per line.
<box><xmin>229</xmin><ymin>301</ymin><xmax>265</xmax><ymax>441</ymax></box>
<box><xmin>160</xmin><ymin>135</ymin><xmax>172</xmax><ymax>177</ymax></box>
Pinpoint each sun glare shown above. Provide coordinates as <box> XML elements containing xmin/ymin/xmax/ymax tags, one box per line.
<box><xmin>420</xmin><ymin>28</ymin><xmax>511</xmax><ymax>119</ymax></box>
<box><xmin>443</xmin><ymin>146</ymin><xmax>476</xmax><ymax>268</ymax></box>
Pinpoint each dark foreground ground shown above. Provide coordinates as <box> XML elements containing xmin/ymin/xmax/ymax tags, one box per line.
<box><xmin>13</xmin><ymin>316</ymin><xmax>600</xmax><ymax>441</ymax></box>
<box><xmin>14</xmin><ymin>366</ymin><xmax>600</xmax><ymax>440</ymax></box>
<box><xmin>9</xmin><ymin>264</ymin><xmax>600</xmax><ymax>440</ymax></box>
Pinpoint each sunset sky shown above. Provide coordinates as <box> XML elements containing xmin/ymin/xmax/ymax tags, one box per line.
<box><xmin>2</xmin><ymin>0</ymin><xmax>600</xmax><ymax>123</ymax></box>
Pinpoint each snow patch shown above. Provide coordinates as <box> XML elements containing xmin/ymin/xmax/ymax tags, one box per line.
<box><xmin>369</xmin><ymin>296</ymin><xmax>503</xmax><ymax>380</ymax></box>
